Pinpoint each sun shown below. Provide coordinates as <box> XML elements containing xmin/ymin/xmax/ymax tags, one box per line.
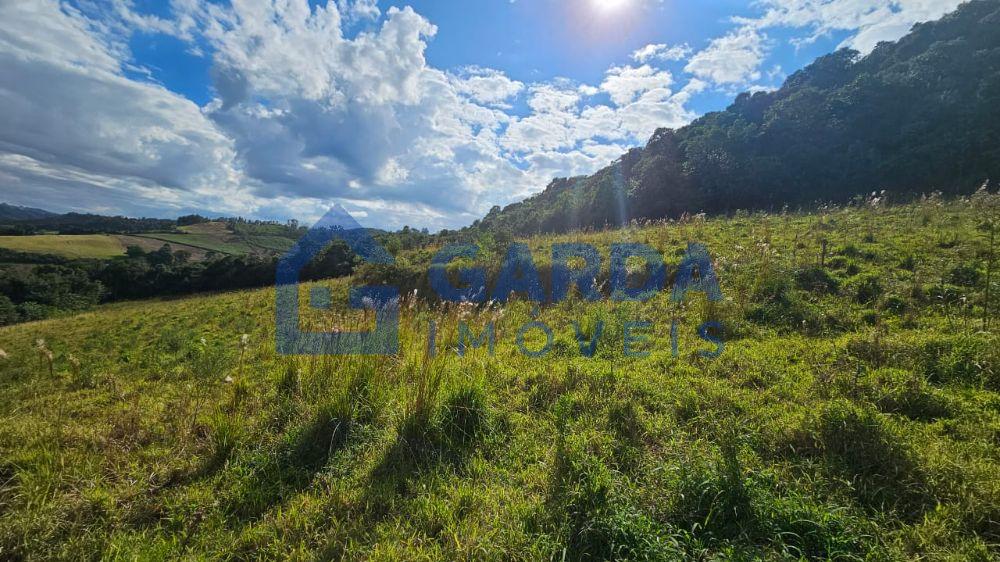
<box><xmin>591</xmin><ymin>0</ymin><xmax>631</xmax><ymax>13</ymax></box>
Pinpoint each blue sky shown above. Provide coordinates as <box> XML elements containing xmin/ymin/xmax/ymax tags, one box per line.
<box><xmin>130</xmin><ymin>0</ymin><xmax>852</xmax><ymax>116</ymax></box>
<box><xmin>0</xmin><ymin>0</ymin><xmax>965</xmax><ymax>230</ymax></box>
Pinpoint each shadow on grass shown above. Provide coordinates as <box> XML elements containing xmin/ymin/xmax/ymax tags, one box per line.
<box><xmin>807</xmin><ymin>400</ymin><xmax>933</xmax><ymax>520</ymax></box>
<box><xmin>203</xmin><ymin>393</ymin><xmax>361</xmax><ymax>524</ymax></box>
<box><xmin>363</xmin><ymin>385</ymin><xmax>497</xmax><ymax>512</ymax></box>
<box><xmin>379</xmin><ymin>386</ymin><xmax>492</xmax><ymax>476</ymax></box>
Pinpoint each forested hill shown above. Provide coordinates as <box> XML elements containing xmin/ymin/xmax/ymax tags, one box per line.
<box><xmin>472</xmin><ymin>0</ymin><xmax>1000</xmax><ymax>236</ymax></box>
<box><xmin>0</xmin><ymin>203</ymin><xmax>56</xmax><ymax>222</ymax></box>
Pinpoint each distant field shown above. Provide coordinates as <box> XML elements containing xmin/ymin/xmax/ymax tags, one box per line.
<box><xmin>0</xmin><ymin>222</ymin><xmax>298</xmax><ymax>260</ymax></box>
<box><xmin>115</xmin><ymin>235</ymin><xmax>210</xmax><ymax>260</ymax></box>
<box><xmin>243</xmin><ymin>234</ymin><xmax>296</xmax><ymax>252</ymax></box>
<box><xmin>133</xmin><ymin>222</ymin><xmax>296</xmax><ymax>256</ymax></box>
<box><xmin>0</xmin><ymin>234</ymin><xmax>124</xmax><ymax>258</ymax></box>
<box><xmin>134</xmin><ymin>232</ymin><xmax>253</xmax><ymax>255</ymax></box>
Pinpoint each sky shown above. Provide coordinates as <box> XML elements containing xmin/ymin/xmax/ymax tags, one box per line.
<box><xmin>0</xmin><ymin>0</ymin><xmax>966</xmax><ymax>231</ymax></box>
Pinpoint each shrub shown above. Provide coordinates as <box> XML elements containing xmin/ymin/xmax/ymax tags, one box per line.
<box><xmin>0</xmin><ymin>295</ymin><xmax>18</xmax><ymax>326</ymax></box>
<box><xmin>794</xmin><ymin>266</ymin><xmax>840</xmax><ymax>294</ymax></box>
<box><xmin>881</xmin><ymin>295</ymin><xmax>908</xmax><ymax>314</ymax></box>
<box><xmin>914</xmin><ymin>336</ymin><xmax>995</xmax><ymax>389</ymax></box>
<box><xmin>208</xmin><ymin>411</ymin><xmax>245</xmax><ymax>469</ymax></box>
<box><xmin>380</xmin><ymin>382</ymin><xmax>495</xmax><ymax>477</ymax></box>
<box><xmin>275</xmin><ymin>360</ymin><xmax>300</xmax><ymax>399</ymax></box>
<box><xmin>852</xmin><ymin>274</ymin><xmax>883</xmax><ymax>304</ymax></box>
<box><xmin>663</xmin><ymin>429</ymin><xmax>876</xmax><ymax>558</ymax></box>
<box><xmin>838</xmin><ymin>245</ymin><xmax>862</xmax><ymax>258</ymax></box>
<box><xmin>746</xmin><ymin>274</ymin><xmax>829</xmax><ymax>334</ymax></box>
<box><xmin>864</xmin><ymin>369</ymin><xmax>957</xmax><ymax>421</ymax></box>
<box><xmin>827</xmin><ymin>256</ymin><xmax>849</xmax><ymax>269</ymax></box>
<box><xmin>949</xmin><ymin>263</ymin><xmax>981</xmax><ymax>287</ymax></box>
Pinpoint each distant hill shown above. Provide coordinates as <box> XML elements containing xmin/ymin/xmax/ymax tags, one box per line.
<box><xmin>0</xmin><ymin>203</ymin><xmax>56</xmax><ymax>222</ymax></box>
<box><xmin>472</xmin><ymin>0</ymin><xmax>1000</xmax><ymax>236</ymax></box>
<box><xmin>14</xmin><ymin>212</ymin><xmax>178</xmax><ymax>235</ymax></box>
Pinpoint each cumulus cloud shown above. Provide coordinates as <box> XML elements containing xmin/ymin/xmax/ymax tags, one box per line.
<box><xmin>684</xmin><ymin>26</ymin><xmax>769</xmax><ymax>86</ymax></box>
<box><xmin>0</xmin><ymin>0</ymin><xmax>710</xmax><ymax>230</ymax></box>
<box><xmin>0</xmin><ymin>0</ymin><xmax>967</xmax><ymax>230</ymax></box>
<box><xmin>184</xmin><ymin>1</ymin><xmax>537</xmax><ymax>226</ymax></box>
<box><xmin>686</xmin><ymin>0</ymin><xmax>967</xmax><ymax>90</ymax></box>
<box><xmin>601</xmin><ymin>64</ymin><xmax>674</xmax><ymax>106</ymax></box>
<box><xmin>337</xmin><ymin>0</ymin><xmax>380</xmax><ymax>24</ymax></box>
<box><xmin>450</xmin><ymin>66</ymin><xmax>525</xmax><ymax>106</ymax></box>
<box><xmin>740</xmin><ymin>0</ymin><xmax>964</xmax><ymax>53</ymax></box>
<box><xmin>0</xmin><ymin>0</ymin><xmax>249</xmax><ymax>217</ymax></box>
<box><xmin>631</xmin><ymin>42</ymin><xmax>693</xmax><ymax>63</ymax></box>
<box><xmin>500</xmin><ymin>67</ymin><xmax>697</xmax><ymax>168</ymax></box>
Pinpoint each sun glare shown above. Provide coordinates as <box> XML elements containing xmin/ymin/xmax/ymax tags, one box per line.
<box><xmin>591</xmin><ymin>0</ymin><xmax>630</xmax><ymax>13</ymax></box>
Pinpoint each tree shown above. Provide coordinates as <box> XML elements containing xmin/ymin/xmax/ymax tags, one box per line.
<box><xmin>0</xmin><ymin>295</ymin><xmax>18</xmax><ymax>326</ymax></box>
<box><xmin>173</xmin><ymin>250</ymin><xmax>192</xmax><ymax>264</ymax></box>
<box><xmin>177</xmin><ymin>214</ymin><xmax>209</xmax><ymax>226</ymax></box>
<box><xmin>147</xmin><ymin>244</ymin><xmax>175</xmax><ymax>267</ymax></box>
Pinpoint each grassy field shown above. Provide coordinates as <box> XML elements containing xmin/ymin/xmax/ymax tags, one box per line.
<box><xmin>0</xmin><ymin>196</ymin><xmax>997</xmax><ymax>559</ymax></box>
<box><xmin>133</xmin><ymin>222</ymin><xmax>295</xmax><ymax>256</ymax></box>
<box><xmin>0</xmin><ymin>223</ymin><xmax>296</xmax><ymax>262</ymax></box>
<box><xmin>115</xmin><ymin>235</ymin><xmax>211</xmax><ymax>261</ymax></box>
<box><xmin>0</xmin><ymin>234</ymin><xmax>124</xmax><ymax>259</ymax></box>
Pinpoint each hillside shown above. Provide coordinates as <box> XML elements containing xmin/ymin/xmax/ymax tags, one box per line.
<box><xmin>0</xmin><ymin>203</ymin><xmax>56</xmax><ymax>223</ymax></box>
<box><xmin>0</xmin><ymin>194</ymin><xmax>997</xmax><ymax>559</ymax></box>
<box><xmin>474</xmin><ymin>0</ymin><xmax>1000</xmax><ymax>236</ymax></box>
<box><xmin>133</xmin><ymin>222</ymin><xmax>296</xmax><ymax>257</ymax></box>
<box><xmin>0</xmin><ymin>234</ymin><xmax>127</xmax><ymax>259</ymax></box>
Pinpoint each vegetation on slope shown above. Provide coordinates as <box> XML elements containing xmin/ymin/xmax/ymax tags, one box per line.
<box><xmin>0</xmin><ymin>193</ymin><xmax>997</xmax><ymax>559</ymax></box>
<box><xmin>469</xmin><ymin>0</ymin><xmax>1000</xmax><ymax>237</ymax></box>
<box><xmin>0</xmin><ymin>219</ymin><xmax>345</xmax><ymax>326</ymax></box>
<box><xmin>0</xmin><ymin>204</ymin><xmax>56</xmax><ymax>223</ymax></box>
<box><xmin>0</xmin><ymin>235</ymin><xmax>126</xmax><ymax>260</ymax></box>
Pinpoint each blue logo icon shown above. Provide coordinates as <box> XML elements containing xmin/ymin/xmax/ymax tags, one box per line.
<box><xmin>275</xmin><ymin>205</ymin><xmax>399</xmax><ymax>355</ymax></box>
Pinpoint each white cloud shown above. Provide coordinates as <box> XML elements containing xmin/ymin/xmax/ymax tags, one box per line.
<box><xmin>0</xmin><ymin>0</ymin><xmax>249</xmax><ymax>217</ymax></box>
<box><xmin>684</xmin><ymin>26</ymin><xmax>768</xmax><ymax>86</ymax></box>
<box><xmin>185</xmin><ymin>1</ymin><xmax>539</xmax><ymax>227</ymax></box>
<box><xmin>0</xmin><ymin>0</ymin><xmax>706</xmax><ymax>230</ymax></box>
<box><xmin>500</xmin><ymin>70</ymin><xmax>697</xmax><ymax>160</ymax></box>
<box><xmin>601</xmin><ymin>64</ymin><xmax>674</xmax><ymax>106</ymax></box>
<box><xmin>450</xmin><ymin>66</ymin><xmax>524</xmax><ymax>106</ymax></box>
<box><xmin>631</xmin><ymin>42</ymin><xmax>693</xmax><ymax>63</ymax></box>
<box><xmin>737</xmin><ymin>0</ymin><xmax>965</xmax><ymax>54</ymax></box>
<box><xmin>680</xmin><ymin>0</ymin><xmax>963</xmax><ymax>93</ymax></box>
<box><xmin>337</xmin><ymin>0</ymin><xmax>380</xmax><ymax>24</ymax></box>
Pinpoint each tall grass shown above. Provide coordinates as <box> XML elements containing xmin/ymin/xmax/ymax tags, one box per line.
<box><xmin>0</xmin><ymin>198</ymin><xmax>998</xmax><ymax>559</ymax></box>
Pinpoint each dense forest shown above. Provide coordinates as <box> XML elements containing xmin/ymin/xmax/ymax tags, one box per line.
<box><xmin>471</xmin><ymin>0</ymin><xmax>1000</xmax><ymax>236</ymax></box>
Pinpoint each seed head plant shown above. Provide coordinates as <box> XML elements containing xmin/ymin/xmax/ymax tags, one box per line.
<box><xmin>35</xmin><ymin>338</ymin><xmax>53</xmax><ymax>376</ymax></box>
